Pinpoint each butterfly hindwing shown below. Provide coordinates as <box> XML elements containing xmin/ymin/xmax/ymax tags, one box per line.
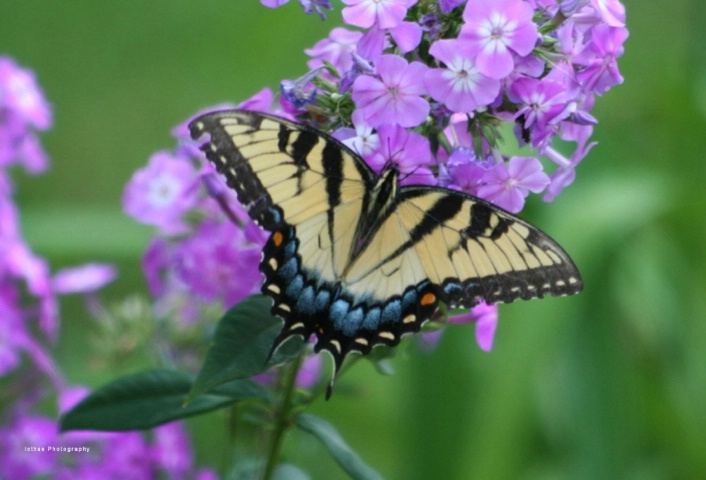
<box><xmin>189</xmin><ymin>109</ymin><xmax>583</xmax><ymax>385</ymax></box>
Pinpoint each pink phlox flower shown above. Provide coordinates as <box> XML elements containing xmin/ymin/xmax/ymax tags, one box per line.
<box><xmin>449</xmin><ymin>302</ymin><xmax>499</xmax><ymax>351</ymax></box>
<box><xmin>477</xmin><ymin>156</ymin><xmax>550</xmax><ymax>213</ymax></box>
<box><xmin>389</xmin><ymin>21</ymin><xmax>423</xmax><ymax>53</ymax></box>
<box><xmin>0</xmin><ymin>415</ymin><xmax>59</xmax><ymax>479</ymax></box>
<box><xmin>460</xmin><ymin>0</ymin><xmax>540</xmax><ymax>79</ymax></box>
<box><xmin>0</xmin><ymin>57</ymin><xmax>52</xmax><ymax>130</ymax></box>
<box><xmin>261</xmin><ymin>0</ymin><xmax>332</xmax><ymax>18</ymax></box>
<box><xmin>152</xmin><ymin>422</ymin><xmax>193</xmax><ymax>478</ymax></box>
<box><xmin>368</xmin><ymin>124</ymin><xmax>434</xmax><ymax>185</ymax></box>
<box><xmin>296</xmin><ymin>354</ymin><xmax>323</xmax><ymax>389</ymax></box>
<box><xmin>574</xmin><ymin>24</ymin><xmax>628</xmax><ymax>95</ymax></box>
<box><xmin>509</xmin><ymin>77</ymin><xmax>571</xmax><ymax>131</ymax></box>
<box><xmin>0</xmin><ymin>289</ymin><xmax>28</xmax><ymax>376</ymax></box>
<box><xmin>443</xmin><ymin>113</ymin><xmax>474</xmax><ymax>149</ymax></box>
<box><xmin>2</xmin><ymin>239</ymin><xmax>59</xmax><ymax>339</ymax></box>
<box><xmin>543</xmin><ymin>123</ymin><xmax>596</xmax><ymax>202</ymax></box>
<box><xmin>351</xmin><ymin>17</ymin><xmax>421</xmax><ymax>60</ymax></box>
<box><xmin>123</xmin><ymin>151</ymin><xmax>199</xmax><ymax>235</ymax></box>
<box><xmin>99</xmin><ymin>431</ymin><xmax>154</xmax><ymax>479</ymax></box>
<box><xmin>52</xmin><ymin>263</ymin><xmax>116</xmax><ymax>295</ymax></box>
<box><xmin>357</xmin><ymin>24</ymin><xmax>389</xmax><ymax>62</ymax></box>
<box><xmin>352</xmin><ymin>55</ymin><xmax>430</xmax><ymax>128</ymax></box>
<box><xmin>142</xmin><ymin>237</ymin><xmax>171</xmax><ymax>297</ymax></box>
<box><xmin>0</xmin><ymin>57</ymin><xmax>52</xmax><ymax>173</ymax></box>
<box><xmin>559</xmin><ymin>0</ymin><xmax>588</xmax><ymax>16</ymax></box>
<box><xmin>591</xmin><ymin>0</ymin><xmax>626</xmax><ymax>27</ymax></box>
<box><xmin>280</xmin><ymin>67</ymin><xmax>322</xmax><ymax>113</ymax></box>
<box><xmin>334</xmin><ymin>110</ymin><xmax>380</xmax><ymax>161</ymax></box>
<box><xmin>261</xmin><ymin>0</ymin><xmax>288</xmax><ymax>6</ymax></box>
<box><xmin>237</xmin><ymin>87</ymin><xmax>275</xmax><ymax>112</ymax></box>
<box><xmin>306</xmin><ymin>27</ymin><xmax>363</xmax><ymax>74</ymax></box>
<box><xmin>341</xmin><ymin>0</ymin><xmax>418</xmax><ymax>29</ymax></box>
<box><xmin>440</xmin><ymin>0</ymin><xmax>467</xmax><ymax>13</ymax></box>
<box><xmin>339</xmin><ymin>51</ymin><xmax>375</xmax><ymax>93</ymax></box>
<box><xmin>174</xmin><ymin>220</ymin><xmax>263</xmax><ymax>308</ymax></box>
<box><xmin>298</xmin><ymin>0</ymin><xmax>333</xmax><ymax>19</ymax></box>
<box><xmin>445</xmin><ymin>147</ymin><xmax>494</xmax><ymax>195</ymax></box>
<box><xmin>425</xmin><ymin>38</ymin><xmax>501</xmax><ymax>114</ymax></box>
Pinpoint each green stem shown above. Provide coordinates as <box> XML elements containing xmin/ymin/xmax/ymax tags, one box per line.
<box><xmin>262</xmin><ymin>354</ymin><xmax>304</xmax><ymax>480</ymax></box>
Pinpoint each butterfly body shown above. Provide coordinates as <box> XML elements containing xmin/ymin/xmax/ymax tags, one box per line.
<box><xmin>189</xmin><ymin>110</ymin><xmax>582</xmax><ymax>379</ymax></box>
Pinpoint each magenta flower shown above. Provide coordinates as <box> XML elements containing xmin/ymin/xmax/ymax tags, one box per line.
<box><xmin>508</xmin><ymin>77</ymin><xmax>570</xmax><ymax>134</ymax></box>
<box><xmin>0</xmin><ymin>57</ymin><xmax>52</xmax><ymax>173</ymax></box>
<box><xmin>477</xmin><ymin>156</ymin><xmax>550</xmax><ymax>213</ymax></box>
<box><xmin>543</xmin><ymin>123</ymin><xmax>597</xmax><ymax>202</ymax></box>
<box><xmin>0</xmin><ymin>415</ymin><xmax>59</xmax><ymax>479</ymax></box>
<box><xmin>52</xmin><ymin>263</ymin><xmax>116</xmax><ymax>294</ymax></box>
<box><xmin>352</xmin><ymin>55</ymin><xmax>430</xmax><ymax>128</ymax></box>
<box><xmin>449</xmin><ymin>302</ymin><xmax>499</xmax><ymax>351</ymax></box>
<box><xmin>357</xmin><ymin>24</ymin><xmax>389</xmax><ymax>62</ymax></box>
<box><xmin>440</xmin><ymin>0</ymin><xmax>467</xmax><ymax>13</ymax></box>
<box><xmin>445</xmin><ymin>147</ymin><xmax>493</xmax><ymax>195</ymax></box>
<box><xmin>280</xmin><ymin>68</ymin><xmax>322</xmax><ymax>114</ymax></box>
<box><xmin>460</xmin><ymin>0</ymin><xmax>539</xmax><ymax>79</ymax></box>
<box><xmin>261</xmin><ymin>0</ymin><xmax>332</xmax><ymax>18</ymax></box>
<box><xmin>425</xmin><ymin>38</ymin><xmax>501</xmax><ymax>113</ymax></box>
<box><xmin>306</xmin><ymin>27</ymin><xmax>363</xmax><ymax>74</ymax></box>
<box><xmin>0</xmin><ymin>57</ymin><xmax>52</xmax><ymax>130</ymax></box>
<box><xmin>123</xmin><ymin>151</ymin><xmax>199</xmax><ymax>235</ymax></box>
<box><xmin>152</xmin><ymin>422</ymin><xmax>194</xmax><ymax>478</ymax></box>
<box><xmin>341</xmin><ymin>0</ymin><xmax>417</xmax><ymax>29</ymax></box>
<box><xmin>0</xmin><ymin>289</ymin><xmax>27</xmax><ymax>376</ymax></box>
<box><xmin>367</xmin><ymin>124</ymin><xmax>434</xmax><ymax>185</ymax></box>
<box><xmin>334</xmin><ymin>110</ymin><xmax>380</xmax><ymax>160</ymax></box>
<box><xmin>174</xmin><ymin>220</ymin><xmax>263</xmax><ymax>308</ymax></box>
<box><xmin>574</xmin><ymin>24</ymin><xmax>628</xmax><ymax>95</ymax></box>
<box><xmin>261</xmin><ymin>0</ymin><xmax>288</xmax><ymax>6</ymax></box>
<box><xmin>592</xmin><ymin>0</ymin><xmax>626</xmax><ymax>27</ymax></box>
<box><xmin>389</xmin><ymin>21</ymin><xmax>423</xmax><ymax>53</ymax></box>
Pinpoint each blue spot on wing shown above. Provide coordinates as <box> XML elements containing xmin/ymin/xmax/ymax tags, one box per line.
<box><xmin>363</xmin><ymin>307</ymin><xmax>381</xmax><ymax>331</ymax></box>
<box><xmin>281</xmin><ymin>238</ymin><xmax>297</xmax><ymax>260</ymax></box>
<box><xmin>286</xmin><ymin>275</ymin><xmax>304</xmax><ymax>298</ymax></box>
<box><xmin>402</xmin><ymin>289</ymin><xmax>418</xmax><ymax>311</ymax></box>
<box><xmin>295</xmin><ymin>285</ymin><xmax>316</xmax><ymax>316</ymax></box>
<box><xmin>339</xmin><ymin>307</ymin><xmax>364</xmax><ymax>337</ymax></box>
<box><xmin>381</xmin><ymin>300</ymin><xmax>401</xmax><ymax>324</ymax></box>
<box><xmin>277</xmin><ymin>257</ymin><xmax>299</xmax><ymax>283</ymax></box>
<box><xmin>330</xmin><ymin>299</ymin><xmax>349</xmax><ymax>328</ymax></box>
<box><xmin>315</xmin><ymin>289</ymin><xmax>331</xmax><ymax>312</ymax></box>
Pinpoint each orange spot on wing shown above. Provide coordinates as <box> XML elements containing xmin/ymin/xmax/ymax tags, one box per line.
<box><xmin>421</xmin><ymin>292</ymin><xmax>436</xmax><ymax>306</ymax></box>
<box><xmin>272</xmin><ymin>231</ymin><xmax>284</xmax><ymax>247</ymax></box>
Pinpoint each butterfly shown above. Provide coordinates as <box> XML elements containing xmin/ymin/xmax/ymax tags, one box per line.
<box><xmin>189</xmin><ymin>110</ymin><xmax>582</xmax><ymax>391</ymax></box>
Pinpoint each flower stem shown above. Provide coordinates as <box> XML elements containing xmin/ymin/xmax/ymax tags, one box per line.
<box><xmin>262</xmin><ymin>354</ymin><xmax>304</xmax><ymax>480</ymax></box>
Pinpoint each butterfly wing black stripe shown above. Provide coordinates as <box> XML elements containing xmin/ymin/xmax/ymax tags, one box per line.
<box><xmin>342</xmin><ymin>186</ymin><xmax>582</xmax><ymax>306</ymax></box>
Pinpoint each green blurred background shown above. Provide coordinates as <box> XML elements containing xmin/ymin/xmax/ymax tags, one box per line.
<box><xmin>3</xmin><ymin>1</ymin><xmax>706</xmax><ymax>478</ymax></box>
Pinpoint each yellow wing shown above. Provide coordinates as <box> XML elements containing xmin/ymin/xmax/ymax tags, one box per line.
<box><xmin>343</xmin><ymin>186</ymin><xmax>582</xmax><ymax>307</ymax></box>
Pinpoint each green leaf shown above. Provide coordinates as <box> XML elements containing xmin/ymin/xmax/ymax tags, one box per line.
<box><xmin>189</xmin><ymin>295</ymin><xmax>305</xmax><ymax>401</ymax></box>
<box><xmin>296</xmin><ymin>414</ymin><xmax>384</xmax><ymax>480</ymax></box>
<box><xmin>60</xmin><ymin>369</ymin><xmax>269</xmax><ymax>432</ymax></box>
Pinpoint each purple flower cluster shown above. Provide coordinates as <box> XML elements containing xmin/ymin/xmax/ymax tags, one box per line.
<box><xmin>262</xmin><ymin>0</ymin><xmax>627</xmax><ymax>350</ymax></box>
<box><xmin>123</xmin><ymin>104</ymin><xmax>270</xmax><ymax>320</ymax></box>
<box><xmin>0</xmin><ymin>406</ymin><xmax>215</xmax><ymax>480</ymax></box>
<box><xmin>0</xmin><ymin>56</ymin><xmax>214</xmax><ymax>480</ymax></box>
<box><xmin>0</xmin><ymin>56</ymin><xmax>116</xmax><ymax>380</ymax></box>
